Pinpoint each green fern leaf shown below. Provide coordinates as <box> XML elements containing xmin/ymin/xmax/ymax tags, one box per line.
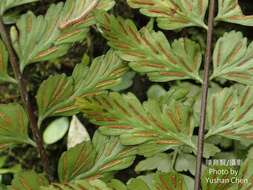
<box><xmin>0</xmin><ymin>0</ymin><xmax>38</xmax><ymax>15</ymax></box>
<box><xmin>108</xmin><ymin>179</ymin><xmax>127</xmax><ymax>190</ymax></box>
<box><xmin>135</xmin><ymin>153</ymin><xmax>171</xmax><ymax>172</ymax></box>
<box><xmin>77</xmin><ymin>92</ymin><xmax>196</xmax><ymax>156</ymax></box>
<box><xmin>110</xmin><ymin>172</ymin><xmax>189</xmax><ymax>190</ymax></box>
<box><xmin>36</xmin><ymin>50</ymin><xmax>128</xmax><ymax>125</ymax></box>
<box><xmin>11</xmin><ymin>0</ymin><xmax>114</xmax><ymax>71</ymax></box>
<box><xmin>0</xmin><ymin>39</ymin><xmax>16</xmax><ymax>83</ymax></box>
<box><xmin>36</xmin><ymin>74</ymin><xmax>75</xmax><ymax>125</ymax></box>
<box><xmin>96</xmin><ymin>12</ymin><xmax>203</xmax><ymax>83</ymax></box>
<box><xmin>9</xmin><ymin>171</ymin><xmax>112</xmax><ymax>190</ymax></box>
<box><xmin>0</xmin><ymin>104</ymin><xmax>34</xmax><ymax>150</ymax></box>
<box><xmin>83</xmin><ymin>131</ymin><xmax>136</xmax><ymax>180</ymax></box>
<box><xmin>127</xmin><ymin>178</ymin><xmax>150</xmax><ymax>190</ymax></box>
<box><xmin>216</xmin><ymin>0</ymin><xmax>253</xmax><ymax>26</ymax></box>
<box><xmin>71</xmin><ymin>51</ymin><xmax>128</xmax><ymax>98</ymax></box>
<box><xmin>210</xmin><ymin>31</ymin><xmax>253</xmax><ymax>84</ymax></box>
<box><xmin>127</xmin><ymin>172</ymin><xmax>188</xmax><ymax>190</ymax></box>
<box><xmin>127</xmin><ymin>0</ymin><xmax>208</xmax><ymax>30</ymax></box>
<box><xmin>205</xmin><ymin>86</ymin><xmax>253</xmax><ymax>141</ymax></box>
<box><xmin>58</xmin><ymin>131</ymin><xmax>136</xmax><ymax>182</ymax></box>
<box><xmin>8</xmin><ymin>171</ymin><xmax>49</xmax><ymax>190</ymax></box>
<box><xmin>58</xmin><ymin>0</ymin><xmax>115</xmax><ymax>29</ymax></box>
<box><xmin>41</xmin><ymin>180</ymin><xmax>112</xmax><ymax>190</ymax></box>
<box><xmin>152</xmin><ymin>172</ymin><xmax>188</xmax><ymax>190</ymax></box>
<box><xmin>58</xmin><ymin>141</ymin><xmax>96</xmax><ymax>182</ymax></box>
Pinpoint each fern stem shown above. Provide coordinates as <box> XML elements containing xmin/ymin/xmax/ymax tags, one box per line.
<box><xmin>0</xmin><ymin>17</ymin><xmax>52</xmax><ymax>181</ymax></box>
<box><xmin>194</xmin><ymin>0</ymin><xmax>216</xmax><ymax>189</ymax></box>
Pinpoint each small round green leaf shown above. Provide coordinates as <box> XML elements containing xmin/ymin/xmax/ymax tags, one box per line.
<box><xmin>43</xmin><ymin>117</ymin><xmax>69</xmax><ymax>145</ymax></box>
<box><xmin>111</xmin><ymin>72</ymin><xmax>135</xmax><ymax>91</ymax></box>
<box><xmin>147</xmin><ymin>85</ymin><xmax>166</xmax><ymax>100</ymax></box>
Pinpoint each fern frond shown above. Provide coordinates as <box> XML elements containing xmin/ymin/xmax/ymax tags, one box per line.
<box><xmin>11</xmin><ymin>0</ymin><xmax>115</xmax><ymax>71</ymax></box>
<box><xmin>0</xmin><ymin>104</ymin><xmax>34</xmax><ymax>150</ymax></box>
<box><xmin>0</xmin><ymin>0</ymin><xmax>38</xmax><ymax>15</ymax></box>
<box><xmin>36</xmin><ymin>50</ymin><xmax>128</xmax><ymax>125</ymax></box>
<box><xmin>211</xmin><ymin>31</ymin><xmax>253</xmax><ymax>84</ymax></box>
<box><xmin>8</xmin><ymin>171</ymin><xmax>49</xmax><ymax>190</ymax></box>
<box><xmin>0</xmin><ymin>39</ymin><xmax>16</xmax><ymax>83</ymax></box>
<box><xmin>216</xmin><ymin>0</ymin><xmax>253</xmax><ymax>26</ymax></box>
<box><xmin>58</xmin><ymin>131</ymin><xmax>136</xmax><ymax>182</ymax></box>
<box><xmin>77</xmin><ymin>92</ymin><xmax>196</xmax><ymax>156</ymax></box>
<box><xmin>96</xmin><ymin>12</ymin><xmax>203</xmax><ymax>83</ymax></box>
<box><xmin>206</xmin><ymin>86</ymin><xmax>253</xmax><ymax>141</ymax></box>
<box><xmin>127</xmin><ymin>0</ymin><xmax>208</xmax><ymax>30</ymax></box>
<box><xmin>41</xmin><ymin>180</ymin><xmax>112</xmax><ymax>190</ymax></box>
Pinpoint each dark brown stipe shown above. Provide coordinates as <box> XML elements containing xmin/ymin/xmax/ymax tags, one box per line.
<box><xmin>194</xmin><ymin>0</ymin><xmax>216</xmax><ymax>189</ymax></box>
<box><xmin>0</xmin><ymin>17</ymin><xmax>52</xmax><ymax>181</ymax></box>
